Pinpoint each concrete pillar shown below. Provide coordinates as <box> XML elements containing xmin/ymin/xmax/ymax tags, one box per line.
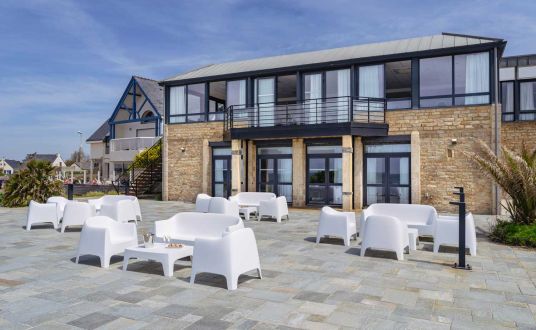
<box><xmin>292</xmin><ymin>138</ymin><xmax>306</xmax><ymax>207</ymax></box>
<box><xmin>162</xmin><ymin>125</ymin><xmax>169</xmax><ymax>201</ymax></box>
<box><xmin>97</xmin><ymin>170</ymin><xmax>101</xmax><ymax>183</ymax></box>
<box><xmin>231</xmin><ymin>139</ymin><xmax>243</xmax><ymax>195</ymax></box>
<box><xmin>89</xmin><ymin>161</ymin><xmax>93</xmax><ymax>181</ymax></box>
<box><xmin>110</xmin><ymin>162</ymin><xmax>115</xmax><ymax>181</ymax></box>
<box><xmin>83</xmin><ymin>170</ymin><xmax>87</xmax><ymax>184</ymax></box>
<box><xmin>342</xmin><ymin>135</ymin><xmax>353</xmax><ymax>211</ymax></box>
<box><xmin>411</xmin><ymin>131</ymin><xmax>421</xmax><ymax>204</ymax></box>
<box><xmin>202</xmin><ymin>139</ymin><xmax>210</xmax><ymax>194</ymax></box>
<box><xmin>353</xmin><ymin>137</ymin><xmax>363</xmax><ymax>210</ymax></box>
<box><xmin>247</xmin><ymin>141</ymin><xmax>256</xmax><ymax>192</ymax></box>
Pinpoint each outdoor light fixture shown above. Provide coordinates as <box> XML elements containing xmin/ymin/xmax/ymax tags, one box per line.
<box><xmin>181</xmin><ymin>147</ymin><xmax>185</xmax><ymax>153</ymax></box>
<box><xmin>450</xmin><ymin>138</ymin><xmax>457</xmax><ymax>145</ymax></box>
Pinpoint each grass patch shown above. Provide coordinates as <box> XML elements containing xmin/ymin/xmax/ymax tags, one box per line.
<box><xmin>490</xmin><ymin>220</ymin><xmax>536</xmax><ymax>248</ymax></box>
<box><xmin>75</xmin><ymin>190</ymin><xmax>118</xmax><ymax>199</ymax></box>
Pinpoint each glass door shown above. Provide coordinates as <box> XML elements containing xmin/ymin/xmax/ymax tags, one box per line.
<box><xmin>255</xmin><ymin>77</ymin><xmax>275</xmax><ymax>127</ymax></box>
<box><xmin>364</xmin><ymin>144</ymin><xmax>410</xmax><ymax>205</ymax></box>
<box><xmin>306</xmin><ymin>145</ymin><xmax>342</xmax><ymax>205</ymax></box>
<box><xmin>212</xmin><ymin>148</ymin><xmax>232</xmax><ymax>198</ymax></box>
<box><xmin>257</xmin><ymin>146</ymin><xmax>292</xmax><ymax>202</ymax></box>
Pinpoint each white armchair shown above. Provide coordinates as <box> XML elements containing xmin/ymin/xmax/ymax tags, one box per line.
<box><xmin>89</xmin><ymin>195</ymin><xmax>142</xmax><ymax>221</ymax></box>
<box><xmin>47</xmin><ymin>196</ymin><xmax>69</xmax><ymax>220</ymax></box>
<box><xmin>61</xmin><ymin>201</ymin><xmax>95</xmax><ymax>233</ymax></box>
<box><xmin>258</xmin><ymin>196</ymin><xmax>289</xmax><ymax>223</ymax></box>
<box><xmin>26</xmin><ymin>200</ymin><xmax>59</xmax><ymax>230</ymax></box>
<box><xmin>361</xmin><ymin>215</ymin><xmax>408</xmax><ymax>260</ymax></box>
<box><xmin>208</xmin><ymin>197</ymin><xmax>240</xmax><ymax>217</ymax></box>
<box><xmin>99</xmin><ymin>200</ymin><xmax>137</xmax><ymax>223</ymax></box>
<box><xmin>316</xmin><ymin>206</ymin><xmax>357</xmax><ymax>246</ymax></box>
<box><xmin>190</xmin><ymin>227</ymin><xmax>262</xmax><ymax>290</ymax></box>
<box><xmin>195</xmin><ymin>193</ymin><xmax>212</xmax><ymax>213</ymax></box>
<box><xmin>433</xmin><ymin>213</ymin><xmax>477</xmax><ymax>256</ymax></box>
<box><xmin>76</xmin><ymin>216</ymin><xmax>138</xmax><ymax>268</ymax></box>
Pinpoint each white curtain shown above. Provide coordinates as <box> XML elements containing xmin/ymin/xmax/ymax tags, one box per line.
<box><xmin>238</xmin><ymin>80</ymin><xmax>246</xmax><ymax>105</ymax></box>
<box><xmin>464</xmin><ymin>52</ymin><xmax>489</xmax><ymax>105</ymax></box>
<box><xmin>358</xmin><ymin>65</ymin><xmax>384</xmax><ymax>114</ymax></box>
<box><xmin>305</xmin><ymin>74</ymin><xmax>322</xmax><ymax>124</ymax></box>
<box><xmin>169</xmin><ymin>86</ymin><xmax>185</xmax><ymax>123</ymax></box>
<box><xmin>257</xmin><ymin>78</ymin><xmax>275</xmax><ymax>127</ymax></box>
<box><xmin>399</xmin><ymin>158</ymin><xmax>409</xmax><ymax>185</ymax></box>
<box><xmin>520</xmin><ymin>82</ymin><xmax>535</xmax><ymax>120</ymax></box>
<box><xmin>337</xmin><ymin>69</ymin><xmax>351</xmax><ymax>122</ymax></box>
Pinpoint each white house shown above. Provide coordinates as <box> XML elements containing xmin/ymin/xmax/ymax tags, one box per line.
<box><xmin>0</xmin><ymin>158</ymin><xmax>21</xmax><ymax>175</ymax></box>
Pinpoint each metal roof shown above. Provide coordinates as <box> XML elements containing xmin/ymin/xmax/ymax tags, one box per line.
<box><xmin>163</xmin><ymin>33</ymin><xmax>504</xmax><ymax>83</ymax></box>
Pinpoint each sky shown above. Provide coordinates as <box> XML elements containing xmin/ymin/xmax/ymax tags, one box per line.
<box><xmin>0</xmin><ymin>0</ymin><xmax>535</xmax><ymax>160</ymax></box>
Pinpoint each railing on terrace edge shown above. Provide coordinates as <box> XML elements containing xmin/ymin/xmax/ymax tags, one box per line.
<box><xmin>110</xmin><ymin>136</ymin><xmax>161</xmax><ymax>152</ymax></box>
<box><xmin>224</xmin><ymin>96</ymin><xmax>386</xmax><ymax>131</ymax></box>
<box><xmin>112</xmin><ymin>138</ymin><xmax>162</xmax><ymax>196</ymax></box>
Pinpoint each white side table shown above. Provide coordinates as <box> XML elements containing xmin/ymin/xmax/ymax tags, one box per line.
<box><xmin>239</xmin><ymin>206</ymin><xmax>258</xmax><ymax>221</ymax></box>
<box><xmin>123</xmin><ymin>243</ymin><xmax>194</xmax><ymax>277</ymax></box>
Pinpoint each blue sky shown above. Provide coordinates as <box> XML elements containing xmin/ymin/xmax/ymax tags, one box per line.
<box><xmin>0</xmin><ymin>0</ymin><xmax>535</xmax><ymax>160</ymax></box>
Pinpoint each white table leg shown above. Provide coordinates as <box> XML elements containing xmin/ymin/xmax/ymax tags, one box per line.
<box><xmin>122</xmin><ymin>253</ymin><xmax>131</xmax><ymax>272</ymax></box>
<box><xmin>162</xmin><ymin>256</ymin><xmax>175</xmax><ymax>277</ymax></box>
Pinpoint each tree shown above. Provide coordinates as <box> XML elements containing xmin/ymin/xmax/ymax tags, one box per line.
<box><xmin>66</xmin><ymin>148</ymin><xmax>88</xmax><ymax>166</ymax></box>
<box><xmin>3</xmin><ymin>160</ymin><xmax>64</xmax><ymax>207</ymax></box>
<box><xmin>465</xmin><ymin>139</ymin><xmax>536</xmax><ymax>225</ymax></box>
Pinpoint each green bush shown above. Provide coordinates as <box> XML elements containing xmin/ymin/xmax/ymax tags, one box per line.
<box><xmin>132</xmin><ymin>139</ymin><xmax>161</xmax><ymax>168</ymax></box>
<box><xmin>3</xmin><ymin>160</ymin><xmax>64</xmax><ymax>207</ymax></box>
<box><xmin>490</xmin><ymin>220</ymin><xmax>536</xmax><ymax>247</ymax></box>
<box><xmin>0</xmin><ymin>191</ymin><xmax>4</xmax><ymax>206</ymax></box>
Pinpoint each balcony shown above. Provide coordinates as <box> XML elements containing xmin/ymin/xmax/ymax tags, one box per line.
<box><xmin>224</xmin><ymin>96</ymin><xmax>388</xmax><ymax>139</ymax></box>
<box><xmin>108</xmin><ymin>137</ymin><xmax>160</xmax><ymax>162</ymax></box>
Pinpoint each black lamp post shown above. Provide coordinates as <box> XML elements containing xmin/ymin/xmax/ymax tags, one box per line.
<box><xmin>449</xmin><ymin>186</ymin><xmax>471</xmax><ymax>270</ymax></box>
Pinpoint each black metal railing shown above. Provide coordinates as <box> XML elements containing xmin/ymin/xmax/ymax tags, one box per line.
<box><xmin>224</xmin><ymin>96</ymin><xmax>385</xmax><ymax>131</ymax></box>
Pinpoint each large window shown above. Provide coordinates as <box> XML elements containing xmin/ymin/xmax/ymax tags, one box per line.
<box><xmin>209</xmin><ymin>81</ymin><xmax>226</xmax><ymax>121</ymax></box>
<box><xmin>168</xmin><ymin>84</ymin><xmax>206</xmax><ymax>123</ymax></box>
<box><xmin>501</xmin><ymin>81</ymin><xmax>514</xmax><ymax>122</ymax></box>
<box><xmin>420</xmin><ymin>52</ymin><xmax>490</xmax><ymax>107</ymax></box>
<box><xmin>520</xmin><ymin>81</ymin><xmax>536</xmax><ymax>120</ymax></box>
<box><xmin>385</xmin><ymin>60</ymin><xmax>411</xmax><ymax>109</ymax></box>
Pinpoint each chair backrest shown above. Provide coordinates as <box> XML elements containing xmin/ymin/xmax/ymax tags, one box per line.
<box><xmin>85</xmin><ymin>216</ymin><xmax>115</xmax><ymax>228</ymax></box>
<box><xmin>102</xmin><ymin>195</ymin><xmax>133</xmax><ymax>204</ymax></box>
<box><xmin>363</xmin><ymin>215</ymin><xmax>406</xmax><ymax>248</ymax></box>
<box><xmin>365</xmin><ymin>203</ymin><xmax>437</xmax><ymax>226</ymax></box>
<box><xmin>235</xmin><ymin>192</ymin><xmax>276</xmax><ymax>205</ymax></box>
<box><xmin>165</xmin><ymin>212</ymin><xmax>243</xmax><ymax>238</ymax></box>
<box><xmin>195</xmin><ymin>193</ymin><xmax>212</xmax><ymax>213</ymax></box>
<box><xmin>208</xmin><ymin>197</ymin><xmax>239</xmax><ymax>217</ymax></box>
<box><xmin>100</xmin><ymin>200</ymin><xmax>136</xmax><ymax>222</ymax></box>
<box><xmin>63</xmin><ymin>201</ymin><xmax>93</xmax><ymax>221</ymax></box>
<box><xmin>47</xmin><ymin>196</ymin><xmax>68</xmax><ymax>212</ymax></box>
<box><xmin>277</xmin><ymin>196</ymin><xmax>288</xmax><ymax>213</ymax></box>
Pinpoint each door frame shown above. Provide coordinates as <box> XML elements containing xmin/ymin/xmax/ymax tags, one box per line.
<box><xmin>256</xmin><ymin>149</ymin><xmax>293</xmax><ymax>201</ymax></box>
<box><xmin>363</xmin><ymin>151</ymin><xmax>411</xmax><ymax>205</ymax></box>
<box><xmin>211</xmin><ymin>151</ymin><xmax>232</xmax><ymax>198</ymax></box>
<box><xmin>306</xmin><ymin>152</ymin><xmax>343</xmax><ymax>206</ymax></box>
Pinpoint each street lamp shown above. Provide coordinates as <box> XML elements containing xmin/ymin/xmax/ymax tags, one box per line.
<box><xmin>77</xmin><ymin>131</ymin><xmax>83</xmax><ymax>163</ymax></box>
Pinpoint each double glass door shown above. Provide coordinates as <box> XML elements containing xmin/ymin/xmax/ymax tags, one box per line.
<box><xmin>364</xmin><ymin>144</ymin><xmax>411</xmax><ymax>205</ymax></box>
<box><xmin>212</xmin><ymin>148</ymin><xmax>232</xmax><ymax>198</ymax></box>
<box><xmin>257</xmin><ymin>147</ymin><xmax>292</xmax><ymax>202</ymax></box>
<box><xmin>306</xmin><ymin>145</ymin><xmax>342</xmax><ymax>205</ymax></box>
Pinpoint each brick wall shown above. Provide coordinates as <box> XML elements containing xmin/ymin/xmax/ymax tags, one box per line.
<box><xmin>501</xmin><ymin>121</ymin><xmax>536</xmax><ymax>152</ymax></box>
<box><xmin>386</xmin><ymin>105</ymin><xmax>496</xmax><ymax>214</ymax></box>
<box><xmin>165</xmin><ymin>122</ymin><xmax>224</xmax><ymax>202</ymax></box>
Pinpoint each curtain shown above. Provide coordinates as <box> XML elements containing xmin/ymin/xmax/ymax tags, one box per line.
<box><xmin>520</xmin><ymin>82</ymin><xmax>536</xmax><ymax>120</ymax></box>
<box><xmin>257</xmin><ymin>78</ymin><xmax>275</xmax><ymax>127</ymax></box>
<box><xmin>358</xmin><ymin>65</ymin><xmax>384</xmax><ymax>114</ymax></box>
<box><xmin>337</xmin><ymin>69</ymin><xmax>351</xmax><ymax>122</ymax></box>
<box><xmin>305</xmin><ymin>74</ymin><xmax>322</xmax><ymax>124</ymax></box>
<box><xmin>465</xmin><ymin>52</ymin><xmax>489</xmax><ymax>105</ymax></box>
<box><xmin>169</xmin><ymin>86</ymin><xmax>185</xmax><ymax>123</ymax></box>
<box><xmin>399</xmin><ymin>158</ymin><xmax>409</xmax><ymax>185</ymax></box>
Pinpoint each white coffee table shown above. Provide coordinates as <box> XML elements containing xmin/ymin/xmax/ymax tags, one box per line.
<box><xmin>123</xmin><ymin>243</ymin><xmax>194</xmax><ymax>277</ymax></box>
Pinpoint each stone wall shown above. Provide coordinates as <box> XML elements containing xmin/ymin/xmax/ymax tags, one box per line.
<box><xmin>501</xmin><ymin>121</ymin><xmax>536</xmax><ymax>152</ymax></box>
<box><xmin>164</xmin><ymin>122</ymin><xmax>224</xmax><ymax>202</ymax></box>
<box><xmin>386</xmin><ymin>105</ymin><xmax>497</xmax><ymax>214</ymax></box>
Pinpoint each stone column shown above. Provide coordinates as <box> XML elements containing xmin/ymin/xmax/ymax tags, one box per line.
<box><xmin>231</xmin><ymin>139</ymin><xmax>243</xmax><ymax>195</ymax></box>
<box><xmin>292</xmin><ymin>138</ymin><xmax>306</xmax><ymax>207</ymax></box>
<box><xmin>247</xmin><ymin>141</ymin><xmax>257</xmax><ymax>192</ymax></box>
<box><xmin>411</xmin><ymin>131</ymin><xmax>421</xmax><ymax>204</ymax></box>
<box><xmin>201</xmin><ymin>139</ymin><xmax>210</xmax><ymax>194</ymax></box>
<box><xmin>342</xmin><ymin>135</ymin><xmax>353</xmax><ymax>211</ymax></box>
<box><xmin>110</xmin><ymin>162</ymin><xmax>115</xmax><ymax>181</ymax></box>
<box><xmin>353</xmin><ymin>137</ymin><xmax>363</xmax><ymax>210</ymax></box>
<box><xmin>162</xmin><ymin>125</ymin><xmax>169</xmax><ymax>201</ymax></box>
<box><xmin>89</xmin><ymin>161</ymin><xmax>93</xmax><ymax>181</ymax></box>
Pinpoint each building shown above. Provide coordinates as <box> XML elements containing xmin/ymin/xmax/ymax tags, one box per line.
<box><xmin>86</xmin><ymin>76</ymin><xmax>164</xmax><ymax>183</ymax></box>
<box><xmin>24</xmin><ymin>153</ymin><xmax>66</xmax><ymax>168</ymax></box>
<box><xmin>0</xmin><ymin>158</ymin><xmax>21</xmax><ymax>175</ymax></box>
<box><xmin>159</xmin><ymin>32</ymin><xmax>534</xmax><ymax>214</ymax></box>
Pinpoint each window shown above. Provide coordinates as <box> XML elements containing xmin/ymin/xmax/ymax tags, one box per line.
<box><xmin>385</xmin><ymin>60</ymin><xmax>411</xmax><ymax>109</ymax></box>
<box><xmin>168</xmin><ymin>84</ymin><xmax>206</xmax><ymax>123</ymax></box>
<box><xmin>209</xmin><ymin>81</ymin><xmax>226</xmax><ymax>121</ymax></box>
<box><xmin>419</xmin><ymin>52</ymin><xmax>490</xmax><ymax>108</ymax></box>
<box><xmin>520</xmin><ymin>81</ymin><xmax>536</xmax><ymax>120</ymax></box>
<box><xmin>359</xmin><ymin>65</ymin><xmax>384</xmax><ymax>98</ymax></box>
<box><xmin>277</xmin><ymin>75</ymin><xmax>297</xmax><ymax>104</ymax></box>
<box><xmin>227</xmin><ymin>80</ymin><xmax>246</xmax><ymax>107</ymax></box>
<box><xmin>501</xmin><ymin>81</ymin><xmax>514</xmax><ymax>122</ymax></box>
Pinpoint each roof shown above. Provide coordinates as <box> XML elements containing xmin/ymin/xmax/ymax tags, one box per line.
<box><xmin>4</xmin><ymin>159</ymin><xmax>21</xmax><ymax>170</ymax></box>
<box><xmin>500</xmin><ymin>54</ymin><xmax>536</xmax><ymax>68</ymax></box>
<box><xmin>134</xmin><ymin>76</ymin><xmax>164</xmax><ymax>115</ymax></box>
<box><xmin>163</xmin><ymin>33</ymin><xmax>505</xmax><ymax>83</ymax></box>
<box><xmin>86</xmin><ymin>120</ymin><xmax>109</xmax><ymax>142</ymax></box>
<box><xmin>25</xmin><ymin>153</ymin><xmax>58</xmax><ymax>163</ymax></box>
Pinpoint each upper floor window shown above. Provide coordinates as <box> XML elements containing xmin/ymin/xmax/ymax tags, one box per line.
<box><xmin>420</xmin><ymin>52</ymin><xmax>490</xmax><ymax>108</ymax></box>
<box><xmin>209</xmin><ymin>81</ymin><xmax>226</xmax><ymax>121</ymax></box>
<box><xmin>359</xmin><ymin>64</ymin><xmax>384</xmax><ymax>99</ymax></box>
<box><xmin>385</xmin><ymin>60</ymin><xmax>411</xmax><ymax>109</ymax></box>
<box><xmin>501</xmin><ymin>81</ymin><xmax>514</xmax><ymax>121</ymax></box>
<box><xmin>169</xmin><ymin>84</ymin><xmax>206</xmax><ymax>123</ymax></box>
<box><xmin>227</xmin><ymin>80</ymin><xmax>246</xmax><ymax>107</ymax></box>
<box><xmin>520</xmin><ymin>81</ymin><xmax>536</xmax><ymax>120</ymax></box>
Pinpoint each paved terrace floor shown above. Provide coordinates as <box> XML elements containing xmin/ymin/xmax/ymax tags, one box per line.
<box><xmin>1</xmin><ymin>201</ymin><xmax>536</xmax><ymax>329</ymax></box>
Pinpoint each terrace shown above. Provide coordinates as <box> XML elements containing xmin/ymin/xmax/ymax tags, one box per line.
<box><xmin>1</xmin><ymin>201</ymin><xmax>536</xmax><ymax>328</ymax></box>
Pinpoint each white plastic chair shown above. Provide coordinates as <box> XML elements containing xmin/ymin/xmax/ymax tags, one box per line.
<box><xmin>61</xmin><ymin>201</ymin><xmax>94</xmax><ymax>233</ymax></box>
<box><xmin>316</xmin><ymin>206</ymin><xmax>357</xmax><ymax>246</ymax></box>
<box><xmin>190</xmin><ymin>227</ymin><xmax>262</xmax><ymax>290</ymax></box>
<box><xmin>99</xmin><ymin>200</ymin><xmax>137</xmax><ymax>223</ymax></box>
<box><xmin>89</xmin><ymin>195</ymin><xmax>142</xmax><ymax>221</ymax></box>
<box><xmin>433</xmin><ymin>213</ymin><xmax>477</xmax><ymax>256</ymax></box>
<box><xmin>208</xmin><ymin>197</ymin><xmax>240</xmax><ymax>217</ymax></box>
<box><xmin>26</xmin><ymin>200</ymin><xmax>59</xmax><ymax>230</ymax></box>
<box><xmin>361</xmin><ymin>215</ymin><xmax>408</xmax><ymax>260</ymax></box>
<box><xmin>195</xmin><ymin>193</ymin><xmax>212</xmax><ymax>213</ymax></box>
<box><xmin>75</xmin><ymin>216</ymin><xmax>138</xmax><ymax>268</ymax></box>
<box><xmin>258</xmin><ymin>196</ymin><xmax>289</xmax><ymax>223</ymax></box>
<box><xmin>47</xmin><ymin>196</ymin><xmax>69</xmax><ymax>220</ymax></box>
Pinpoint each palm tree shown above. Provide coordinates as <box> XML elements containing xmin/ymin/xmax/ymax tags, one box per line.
<box><xmin>465</xmin><ymin>140</ymin><xmax>536</xmax><ymax>225</ymax></box>
<box><xmin>3</xmin><ymin>160</ymin><xmax>64</xmax><ymax>207</ymax></box>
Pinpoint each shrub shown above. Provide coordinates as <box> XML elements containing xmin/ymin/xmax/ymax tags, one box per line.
<box><xmin>490</xmin><ymin>220</ymin><xmax>536</xmax><ymax>247</ymax></box>
<box><xmin>3</xmin><ymin>160</ymin><xmax>64</xmax><ymax>207</ymax></box>
<box><xmin>0</xmin><ymin>191</ymin><xmax>4</xmax><ymax>206</ymax></box>
<box><xmin>465</xmin><ymin>140</ymin><xmax>536</xmax><ymax>225</ymax></box>
<box><xmin>132</xmin><ymin>139</ymin><xmax>161</xmax><ymax>168</ymax></box>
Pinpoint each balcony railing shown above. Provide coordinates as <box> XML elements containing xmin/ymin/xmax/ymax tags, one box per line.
<box><xmin>224</xmin><ymin>96</ymin><xmax>385</xmax><ymax>131</ymax></box>
<box><xmin>110</xmin><ymin>137</ymin><xmax>161</xmax><ymax>152</ymax></box>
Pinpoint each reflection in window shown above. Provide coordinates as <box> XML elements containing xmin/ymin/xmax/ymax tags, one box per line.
<box><xmin>520</xmin><ymin>81</ymin><xmax>536</xmax><ymax>120</ymax></box>
<box><xmin>187</xmin><ymin>83</ymin><xmax>205</xmax><ymax>122</ymax></box>
<box><xmin>385</xmin><ymin>61</ymin><xmax>411</xmax><ymax>109</ymax></box>
<box><xmin>209</xmin><ymin>81</ymin><xmax>226</xmax><ymax>121</ymax></box>
<box><xmin>419</xmin><ymin>56</ymin><xmax>452</xmax><ymax>107</ymax></box>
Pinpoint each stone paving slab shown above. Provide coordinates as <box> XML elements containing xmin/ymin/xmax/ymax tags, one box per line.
<box><xmin>1</xmin><ymin>200</ymin><xmax>536</xmax><ymax>328</ymax></box>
